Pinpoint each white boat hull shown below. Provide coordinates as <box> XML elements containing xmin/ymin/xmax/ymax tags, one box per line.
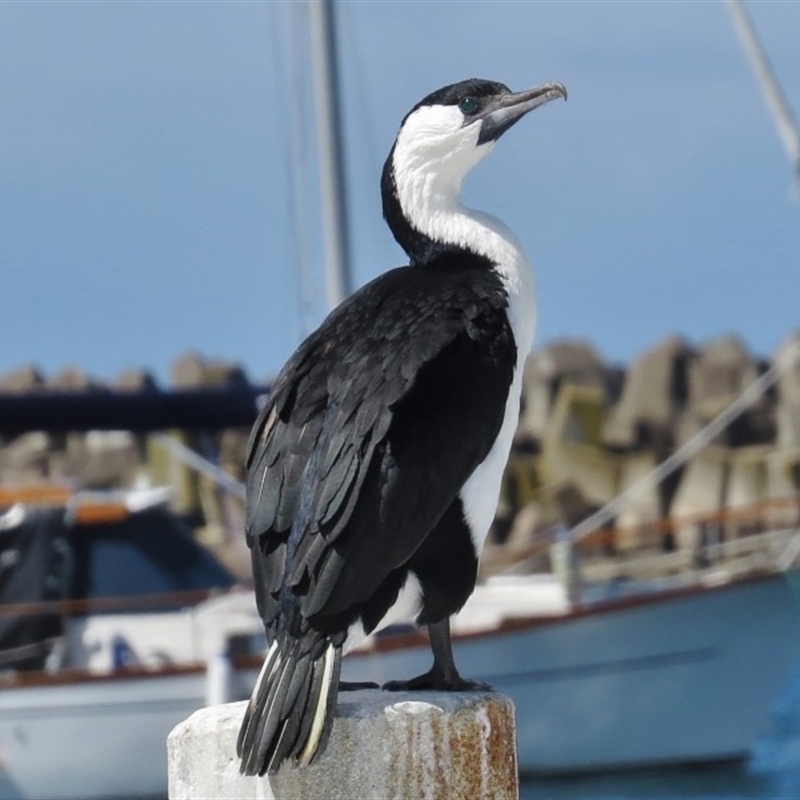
<box><xmin>0</xmin><ymin>666</ymin><xmax>257</xmax><ymax>800</ymax></box>
<box><xmin>1</xmin><ymin>573</ymin><xmax>799</xmax><ymax>798</ymax></box>
<box><xmin>343</xmin><ymin>572</ymin><xmax>800</xmax><ymax>774</ymax></box>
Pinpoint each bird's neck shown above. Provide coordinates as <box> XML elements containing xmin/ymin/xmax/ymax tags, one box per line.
<box><xmin>382</xmin><ymin>153</ymin><xmax>536</xmax><ymax>354</ymax></box>
<box><xmin>384</xmin><ymin>151</ymin><xmax>507</xmax><ymax>263</ymax></box>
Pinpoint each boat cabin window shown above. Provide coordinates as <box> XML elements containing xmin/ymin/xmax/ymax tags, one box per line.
<box><xmin>70</xmin><ymin>507</ymin><xmax>234</xmax><ymax>610</ymax></box>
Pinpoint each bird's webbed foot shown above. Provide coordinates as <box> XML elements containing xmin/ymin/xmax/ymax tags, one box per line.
<box><xmin>338</xmin><ymin>680</ymin><xmax>379</xmax><ymax>691</ymax></box>
<box><xmin>383</xmin><ymin>668</ymin><xmax>492</xmax><ymax>692</ymax></box>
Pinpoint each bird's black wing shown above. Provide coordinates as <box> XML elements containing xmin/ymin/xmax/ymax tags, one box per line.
<box><xmin>246</xmin><ymin>262</ymin><xmax>517</xmax><ymax>634</ymax></box>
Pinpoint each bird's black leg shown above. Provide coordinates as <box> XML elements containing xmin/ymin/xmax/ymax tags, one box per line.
<box><xmin>383</xmin><ymin>618</ymin><xmax>492</xmax><ymax>691</ymax></box>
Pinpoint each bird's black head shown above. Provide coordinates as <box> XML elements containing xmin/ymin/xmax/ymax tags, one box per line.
<box><xmin>381</xmin><ymin>77</ymin><xmax>567</xmax><ymax>264</ymax></box>
<box><xmin>404</xmin><ymin>78</ymin><xmax>511</xmax><ymax>134</ymax></box>
<box><xmin>403</xmin><ymin>78</ymin><xmax>568</xmax><ymax>145</ymax></box>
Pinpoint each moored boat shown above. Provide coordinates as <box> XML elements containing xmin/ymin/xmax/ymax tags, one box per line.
<box><xmin>0</xmin><ymin>488</ymin><xmax>263</xmax><ymax>800</ymax></box>
<box><xmin>344</xmin><ymin>565</ymin><xmax>800</xmax><ymax>774</ymax></box>
<box><xmin>2</xmin><ymin>486</ymin><xmax>800</xmax><ymax>797</ymax></box>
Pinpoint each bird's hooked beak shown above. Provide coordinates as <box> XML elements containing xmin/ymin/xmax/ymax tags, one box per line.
<box><xmin>477</xmin><ymin>81</ymin><xmax>567</xmax><ymax>145</ymax></box>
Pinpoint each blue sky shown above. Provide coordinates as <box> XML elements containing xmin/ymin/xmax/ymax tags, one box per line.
<box><xmin>1</xmin><ymin>1</ymin><xmax>798</xmax><ymax>385</ymax></box>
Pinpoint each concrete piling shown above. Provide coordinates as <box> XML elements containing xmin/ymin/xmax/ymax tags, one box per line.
<box><xmin>167</xmin><ymin>690</ymin><xmax>518</xmax><ymax>800</ymax></box>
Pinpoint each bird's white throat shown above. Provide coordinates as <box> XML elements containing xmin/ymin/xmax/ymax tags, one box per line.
<box><xmin>391</xmin><ymin>103</ymin><xmax>537</xmax><ymax>359</ymax></box>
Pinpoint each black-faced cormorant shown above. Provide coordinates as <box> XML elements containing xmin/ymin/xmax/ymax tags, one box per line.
<box><xmin>237</xmin><ymin>77</ymin><xmax>566</xmax><ymax>776</ymax></box>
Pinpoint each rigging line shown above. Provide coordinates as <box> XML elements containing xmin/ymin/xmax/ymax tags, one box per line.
<box><xmin>337</xmin><ymin>1</ymin><xmax>383</xmax><ymax>196</ymax></box>
<box><xmin>152</xmin><ymin>433</ymin><xmax>245</xmax><ymax>502</ymax></box>
<box><xmin>267</xmin><ymin>1</ymin><xmax>317</xmax><ymax>344</ymax></box>
<box><xmin>266</xmin><ymin>1</ymin><xmax>301</xmax><ymax>343</ymax></box>
<box><xmin>727</xmin><ymin>0</ymin><xmax>800</xmax><ymax>189</ymax></box>
<box><xmin>569</xmin><ymin>340</ymin><xmax>800</xmax><ymax>544</ymax></box>
<box><xmin>288</xmin><ymin>1</ymin><xmax>322</xmax><ymax>340</ymax></box>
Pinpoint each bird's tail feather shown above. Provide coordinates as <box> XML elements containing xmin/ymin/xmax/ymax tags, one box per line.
<box><xmin>237</xmin><ymin>634</ymin><xmax>342</xmax><ymax>776</ymax></box>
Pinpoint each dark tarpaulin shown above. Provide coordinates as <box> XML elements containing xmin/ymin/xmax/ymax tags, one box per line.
<box><xmin>0</xmin><ymin>507</ymin><xmax>70</xmax><ymax>670</ymax></box>
<box><xmin>0</xmin><ymin>385</ymin><xmax>267</xmax><ymax>435</ymax></box>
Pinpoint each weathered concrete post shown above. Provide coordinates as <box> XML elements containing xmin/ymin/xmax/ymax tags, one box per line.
<box><xmin>168</xmin><ymin>690</ymin><xmax>518</xmax><ymax>800</ymax></box>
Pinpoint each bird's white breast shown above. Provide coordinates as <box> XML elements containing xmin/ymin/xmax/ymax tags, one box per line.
<box><xmin>459</xmin><ymin>240</ymin><xmax>535</xmax><ymax>555</ymax></box>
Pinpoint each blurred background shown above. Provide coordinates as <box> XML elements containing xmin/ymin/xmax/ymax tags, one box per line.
<box><xmin>1</xmin><ymin>1</ymin><xmax>799</xmax><ymax>383</ymax></box>
<box><xmin>2</xmin><ymin>2</ymin><xmax>800</xmax><ymax>799</ymax></box>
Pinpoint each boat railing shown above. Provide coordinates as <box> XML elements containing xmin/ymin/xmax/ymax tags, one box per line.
<box><xmin>484</xmin><ymin>491</ymin><xmax>800</xmax><ymax>600</ymax></box>
<box><xmin>488</xmin><ymin>490</ymin><xmax>800</xmax><ymax>557</ymax></box>
<box><xmin>579</xmin><ymin>524</ymin><xmax>800</xmax><ymax>588</ymax></box>
<box><xmin>0</xmin><ymin>588</ymin><xmax>219</xmax><ymax>621</ymax></box>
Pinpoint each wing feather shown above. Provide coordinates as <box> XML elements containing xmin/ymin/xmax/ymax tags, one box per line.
<box><xmin>246</xmin><ymin>264</ymin><xmax>517</xmax><ymax>634</ymax></box>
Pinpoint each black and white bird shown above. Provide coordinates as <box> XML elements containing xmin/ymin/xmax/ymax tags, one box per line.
<box><xmin>237</xmin><ymin>77</ymin><xmax>566</xmax><ymax>776</ymax></box>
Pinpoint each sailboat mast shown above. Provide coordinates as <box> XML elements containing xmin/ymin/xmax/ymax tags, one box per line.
<box><xmin>727</xmin><ymin>0</ymin><xmax>800</xmax><ymax>188</ymax></box>
<box><xmin>309</xmin><ymin>0</ymin><xmax>353</xmax><ymax>310</ymax></box>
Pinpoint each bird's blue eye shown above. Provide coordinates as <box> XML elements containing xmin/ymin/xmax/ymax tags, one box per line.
<box><xmin>458</xmin><ymin>97</ymin><xmax>479</xmax><ymax>115</ymax></box>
